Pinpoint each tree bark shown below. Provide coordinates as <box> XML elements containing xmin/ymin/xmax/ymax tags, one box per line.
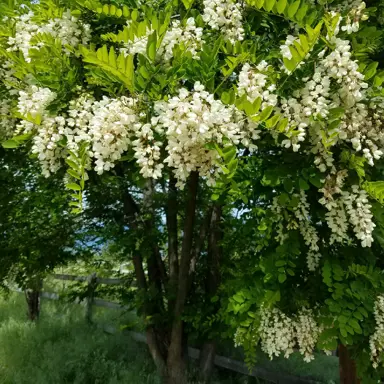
<box><xmin>167</xmin><ymin>175</ymin><xmax>179</xmax><ymax>285</ymax></box>
<box><xmin>167</xmin><ymin>172</ymin><xmax>199</xmax><ymax>384</ymax></box>
<box><xmin>339</xmin><ymin>344</ymin><xmax>361</xmax><ymax>384</ymax></box>
<box><xmin>122</xmin><ymin>185</ymin><xmax>168</xmax><ymax>373</ymax></box>
<box><xmin>25</xmin><ymin>279</ymin><xmax>42</xmax><ymax>321</ymax></box>
<box><xmin>199</xmin><ymin>204</ymin><xmax>222</xmax><ymax>382</ymax></box>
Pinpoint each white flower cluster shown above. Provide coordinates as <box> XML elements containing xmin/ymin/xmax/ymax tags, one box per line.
<box><xmin>259</xmin><ymin>307</ymin><xmax>296</xmax><ymax>359</ymax></box>
<box><xmin>295</xmin><ymin>308</ymin><xmax>323</xmax><ymax>362</ymax></box>
<box><xmin>121</xmin><ymin>18</ymin><xmax>203</xmax><ymax>62</ymax></box>
<box><xmin>270</xmin><ymin>196</ymin><xmax>289</xmax><ymax>244</ymax></box>
<box><xmin>120</xmin><ymin>27</ymin><xmax>151</xmax><ymax>57</ymax></box>
<box><xmin>340</xmin><ymin>101</ymin><xmax>384</xmax><ymax>166</ymax></box>
<box><xmin>154</xmin><ymin>82</ymin><xmax>258</xmax><ymax>188</ymax></box>
<box><xmin>14</xmin><ymin>89</ymin><xmax>141</xmax><ymax>176</ymax></box>
<box><xmin>322</xmin><ymin>38</ymin><xmax>368</xmax><ymax>108</ymax></box>
<box><xmin>270</xmin><ymin>192</ymin><xmax>320</xmax><ymax>270</ymax></box>
<box><xmin>7</xmin><ymin>10</ymin><xmax>91</xmax><ymax>62</ymax></box>
<box><xmin>342</xmin><ymin>185</ymin><xmax>375</xmax><ymax>247</ymax></box>
<box><xmin>87</xmin><ymin>97</ymin><xmax>138</xmax><ymax>174</ymax></box>
<box><xmin>132</xmin><ymin>122</ymin><xmax>163</xmax><ymax>179</ymax></box>
<box><xmin>0</xmin><ymin>98</ymin><xmax>16</xmax><ymax>140</ymax></box>
<box><xmin>370</xmin><ymin>295</ymin><xmax>384</xmax><ymax>369</ymax></box>
<box><xmin>341</xmin><ymin>2</ymin><xmax>367</xmax><ymax>34</ymax></box>
<box><xmin>160</xmin><ymin>18</ymin><xmax>203</xmax><ymax>61</ymax></box>
<box><xmin>319</xmin><ymin>183</ymin><xmax>375</xmax><ymax>247</ymax></box>
<box><xmin>62</xmin><ymin>94</ymin><xmax>140</xmax><ymax>174</ymax></box>
<box><xmin>275</xmin><ymin>34</ymin><xmax>383</xmax><ymax>172</ymax></box>
<box><xmin>293</xmin><ymin>191</ymin><xmax>321</xmax><ymax>271</ymax></box>
<box><xmin>202</xmin><ymin>0</ymin><xmax>244</xmax><ymax>43</ymax></box>
<box><xmin>238</xmin><ymin>62</ymin><xmax>278</xmax><ymax>109</ymax></box>
<box><xmin>17</xmin><ymin>85</ymin><xmax>57</xmax><ymax>118</ymax></box>
<box><xmin>0</xmin><ymin>60</ymin><xmax>18</xmax><ymax>96</ymax></box>
<box><xmin>319</xmin><ymin>171</ymin><xmax>350</xmax><ymax>244</ymax></box>
<box><xmin>259</xmin><ymin>307</ymin><xmax>321</xmax><ymax>362</ymax></box>
<box><xmin>31</xmin><ymin>116</ymin><xmax>66</xmax><ymax>177</ymax></box>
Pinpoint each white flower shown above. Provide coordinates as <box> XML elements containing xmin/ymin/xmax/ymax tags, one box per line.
<box><xmin>121</xmin><ymin>18</ymin><xmax>203</xmax><ymax>61</ymax></box>
<box><xmin>370</xmin><ymin>295</ymin><xmax>384</xmax><ymax>368</ymax></box>
<box><xmin>7</xmin><ymin>10</ymin><xmax>91</xmax><ymax>62</ymax></box>
<box><xmin>154</xmin><ymin>83</ymin><xmax>258</xmax><ymax>188</ymax></box>
<box><xmin>17</xmin><ymin>86</ymin><xmax>57</xmax><ymax>118</ymax></box>
<box><xmin>202</xmin><ymin>0</ymin><xmax>244</xmax><ymax>43</ymax></box>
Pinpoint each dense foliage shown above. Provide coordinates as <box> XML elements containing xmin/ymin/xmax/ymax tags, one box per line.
<box><xmin>1</xmin><ymin>0</ymin><xmax>384</xmax><ymax>382</ymax></box>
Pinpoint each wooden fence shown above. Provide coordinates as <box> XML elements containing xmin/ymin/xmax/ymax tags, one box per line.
<box><xmin>18</xmin><ymin>272</ymin><xmax>326</xmax><ymax>384</ymax></box>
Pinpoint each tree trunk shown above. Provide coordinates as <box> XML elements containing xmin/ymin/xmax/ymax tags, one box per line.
<box><xmin>199</xmin><ymin>340</ymin><xmax>216</xmax><ymax>383</ymax></box>
<box><xmin>121</xmin><ymin>184</ymin><xmax>168</xmax><ymax>376</ymax></box>
<box><xmin>25</xmin><ymin>284</ymin><xmax>41</xmax><ymax>321</ymax></box>
<box><xmin>147</xmin><ymin>327</ymin><xmax>167</xmax><ymax>379</ymax></box>
<box><xmin>167</xmin><ymin>172</ymin><xmax>199</xmax><ymax>384</ymax></box>
<box><xmin>199</xmin><ymin>204</ymin><xmax>222</xmax><ymax>382</ymax></box>
<box><xmin>339</xmin><ymin>344</ymin><xmax>361</xmax><ymax>384</ymax></box>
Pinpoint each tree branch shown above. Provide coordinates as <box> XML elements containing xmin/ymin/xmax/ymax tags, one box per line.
<box><xmin>167</xmin><ymin>174</ymin><xmax>179</xmax><ymax>285</ymax></box>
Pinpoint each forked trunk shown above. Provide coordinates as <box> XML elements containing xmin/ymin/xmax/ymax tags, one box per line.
<box><xmin>339</xmin><ymin>344</ymin><xmax>361</xmax><ymax>384</ymax></box>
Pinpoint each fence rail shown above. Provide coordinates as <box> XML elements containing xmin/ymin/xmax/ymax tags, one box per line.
<box><xmin>14</xmin><ymin>272</ymin><xmax>326</xmax><ymax>384</ymax></box>
<box><xmin>52</xmin><ymin>273</ymin><xmax>126</xmax><ymax>285</ymax></box>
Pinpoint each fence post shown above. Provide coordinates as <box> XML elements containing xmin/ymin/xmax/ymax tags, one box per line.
<box><xmin>85</xmin><ymin>272</ymin><xmax>98</xmax><ymax>323</ymax></box>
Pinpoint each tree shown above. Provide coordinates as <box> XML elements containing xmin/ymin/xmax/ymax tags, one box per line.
<box><xmin>0</xmin><ymin>149</ymin><xmax>87</xmax><ymax>320</ymax></box>
<box><xmin>1</xmin><ymin>0</ymin><xmax>384</xmax><ymax>383</ymax></box>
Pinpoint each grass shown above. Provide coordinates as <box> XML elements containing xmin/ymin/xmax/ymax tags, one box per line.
<box><xmin>0</xmin><ymin>294</ymin><xmax>268</xmax><ymax>384</ymax></box>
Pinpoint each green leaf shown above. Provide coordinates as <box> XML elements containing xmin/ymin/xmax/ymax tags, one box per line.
<box><xmin>147</xmin><ymin>31</ymin><xmax>157</xmax><ymax>61</ymax></box>
<box><xmin>364</xmin><ymin>62</ymin><xmax>378</xmax><ymax>80</ymax></box>
<box><xmin>283</xmin><ymin>58</ymin><xmax>296</xmax><ymax>73</ymax></box>
<box><xmin>221</xmin><ymin>91</ymin><xmax>231</xmax><ymax>105</ymax></box>
<box><xmin>276</xmin><ymin>0</ymin><xmax>287</xmax><ymax>14</ymax></box>
<box><xmin>299</xmin><ymin>178</ymin><xmax>309</xmax><ymax>190</ymax></box>
<box><xmin>80</xmin><ymin>45</ymin><xmax>134</xmax><ymax>92</ymax></box>
<box><xmin>328</xmin><ymin>107</ymin><xmax>344</xmax><ymax>119</ymax></box>
<box><xmin>66</xmin><ymin>183</ymin><xmax>82</xmax><ymax>191</ymax></box>
<box><xmin>277</xmin><ymin>118</ymin><xmax>289</xmax><ymax>132</ymax></box>
<box><xmin>131</xmin><ymin>9</ymin><xmax>138</xmax><ymax>21</ymax></box>
<box><xmin>67</xmin><ymin>169</ymin><xmax>81</xmax><ymax>180</ymax></box>
<box><xmin>278</xmin><ymin>273</ymin><xmax>287</xmax><ymax>283</ymax></box>
<box><xmin>264</xmin><ymin>290</ymin><xmax>280</xmax><ymax>306</ymax></box>
<box><xmin>287</xmin><ymin>0</ymin><xmax>300</xmax><ymax>18</ymax></box>
<box><xmin>358</xmin><ymin>307</ymin><xmax>368</xmax><ymax>318</ymax></box>
<box><xmin>223</xmin><ymin>146</ymin><xmax>237</xmax><ymax>163</ymax></box>
<box><xmin>275</xmin><ymin>260</ymin><xmax>287</xmax><ymax>267</ymax></box>
<box><xmin>265</xmin><ymin>114</ymin><xmax>280</xmax><ymax>128</ymax></box>
<box><xmin>2</xmin><ymin>139</ymin><xmax>19</xmax><ymax>148</ymax></box>
<box><xmin>264</xmin><ymin>0</ymin><xmax>275</xmax><ymax>11</ymax></box>
<box><xmin>283</xmin><ymin>178</ymin><xmax>293</xmax><ymax>193</ymax></box>
<box><xmin>259</xmin><ymin>106</ymin><xmax>274</xmax><ymax>121</ymax></box>
<box><xmin>181</xmin><ymin>0</ymin><xmax>194</xmax><ymax>9</ymax></box>
<box><xmin>11</xmin><ymin>133</ymin><xmax>32</xmax><ymax>142</ymax></box>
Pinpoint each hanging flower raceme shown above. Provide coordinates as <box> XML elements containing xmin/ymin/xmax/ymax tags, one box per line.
<box><xmin>258</xmin><ymin>307</ymin><xmax>322</xmax><ymax>362</ymax></box>
<box><xmin>153</xmin><ymin>82</ymin><xmax>258</xmax><ymax>188</ymax></box>
<box><xmin>202</xmin><ymin>0</ymin><xmax>244</xmax><ymax>43</ymax></box>
<box><xmin>121</xmin><ymin>17</ymin><xmax>203</xmax><ymax>62</ymax></box>
<box><xmin>7</xmin><ymin>10</ymin><xmax>91</xmax><ymax>62</ymax></box>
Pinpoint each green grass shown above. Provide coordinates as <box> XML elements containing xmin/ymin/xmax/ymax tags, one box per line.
<box><xmin>0</xmin><ymin>294</ymin><xmax>162</xmax><ymax>384</ymax></box>
<box><xmin>0</xmin><ymin>294</ymin><xmax>266</xmax><ymax>384</ymax></box>
<box><xmin>0</xmin><ymin>293</ymin><xmax>339</xmax><ymax>384</ymax></box>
